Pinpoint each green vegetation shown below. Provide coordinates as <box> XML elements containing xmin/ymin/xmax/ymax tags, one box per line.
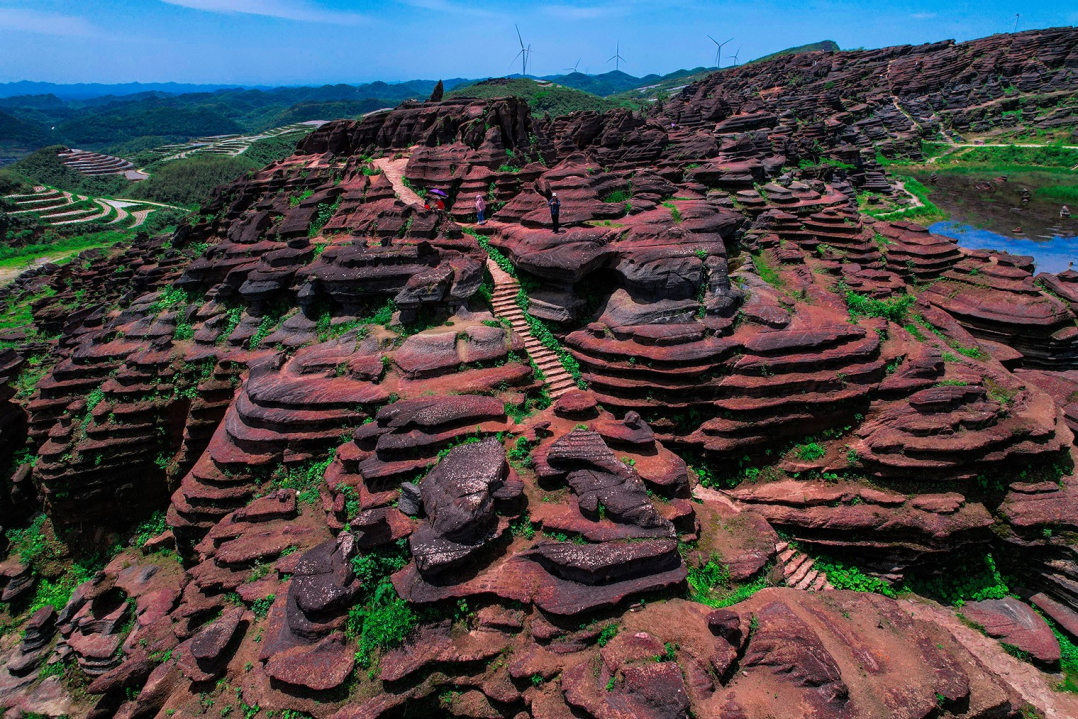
<box><xmin>129</xmin><ymin>155</ymin><xmax>259</xmax><ymax>207</ymax></box>
<box><xmin>1047</xmin><ymin>617</ymin><xmax>1078</xmax><ymax>693</ymax></box>
<box><xmin>687</xmin><ymin>556</ymin><xmax>770</xmax><ymax>608</ymax></box>
<box><xmin>753</xmin><ymin>251</ymin><xmax>784</xmax><ymax>289</ymax></box>
<box><xmin>601</xmin><ymin>189</ymin><xmax>631</xmax><ymax>204</ymax></box>
<box><xmin>904</xmin><ymin>553</ymin><xmax>1009</xmax><ymax>607</ymax></box>
<box><xmin>308</xmin><ymin>198</ymin><xmax>341</xmax><ymax>238</ymax></box>
<box><xmin>933</xmin><ymin>145</ymin><xmax>1078</xmax><ymax>173</ymax></box>
<box><xmin>242</xmin><ymin>133</ymin><xmax>307</xmax><ymax>166</ymax></box>
<box><xmin>346</xmin><ymin>540</ymin><xmax>417</xmax><ymax>669</ymax></box>
<box><xmin>814</xmin><ymin>555</ymin><xmax>896</xmax><ymax>597</ymax></box>
<box><xmin>597</xmin><ymin>623</ymin><xmax>619</xmax><ymax>647</ymax></box>
<box><xmin>1035</xmin><ymin>185</ymin><xmax>1078</xmax><ymax>202</ymax></box>
<box><xmin>447</xmin><ymin>78</ymin><xmax>616</xmax><ymax>116</ymax></box>
<box><xmin>663</xmin><ymin>201</ymin><xmax>683</xmax><ymax>224</ymax></box>
<box><xmin>795</xmin><ymin>442</ymin><xmax>826</xmax><ymax>461</ymax></box>
<box><xmin>262</xmin><ymin>451</ymin><xmax>337</xmax><ymax>506</ymax></box>
<box><xmin>7</xmin><ymin>145</ymin><xmax>129</xmax><ymax>199</ymax></box>
<box><xmin>0</xmin><ymin>230</ymin><xmax>129</xmax><ymax>267</ymax></box>
<box><xmin>860</xmin><ymin>176</ymin><xmax>944</xmax><ymax>224</ymax></box>
<box><xmin>2</xmin><ymin>514</ymin><xmax>108</xmax><ymax>615</ymax></box>
<box><xmin>844</xmin><ymin>290</ymin><xmax>915</xmax><ymax>324</ymax></box>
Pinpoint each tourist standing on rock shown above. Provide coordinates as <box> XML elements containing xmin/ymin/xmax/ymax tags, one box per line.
<box><xmin>475</xmin><ymin>194</ymin><xmax>486</xmax><ymax>225</ymax></box>
<box><xmin>549</xmin><ymin>192</ymin><xmax>561</xmax><ymax>233</ymax></box>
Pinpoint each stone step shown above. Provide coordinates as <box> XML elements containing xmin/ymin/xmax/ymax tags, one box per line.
<box><xmin>784</xmin><ymin>553</ymin><xmax>809</xmax><ymax>578</ymax></box>
<box><xmin>787</xmin><ymin>557</ymin><xmax>815</xmax><ymax>587</ymax></box>
<box><xmin>796</xmin><ymin>569</ymin><xmax>819</xmax><ymax>590</ymax></box>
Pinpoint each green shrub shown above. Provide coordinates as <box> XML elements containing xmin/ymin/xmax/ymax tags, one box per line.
<box><xmin>1048</xmin><ymin>617</ymin><xmax>1078</xmax><ymax>693</ymax></box>
<box><xmin>845</xmin><ymin>290</ymin><xmax>914</xmax><ymax>324</ymax></box>
<box><xmin>130</xmin><ymin>154</ymin><xmax>260</xmax><ymax>207</ymax></box>
<box><xmin>347</xmin><ymin>540</ymin><xmax>416</xmax><ymax>668</ymax></box>
<box><xmin>795</xmin><ymin>442</ymin><xmax>826</xmax><ymax>461</ymax></box>
<box><xmin>597</xmin><ymin>623</ymin><xmax>619</xmax><ymax>647</ymax></box>
<box><xmin>814</xmin><ymin>556</ymin><xmax>895</xmax><ymax>596</ymax></box>
<box><xmin>268</xmin><ymin>451</ymin><xmax>336</xmax><ymax>505</ymax></box>
<box><xmin>308</xmin><ymin>198</ymin><xmax>340</xmax><ymax>238</ymax></box>
<box><xmin>687</xmin><ymin>558</ymin><xmax>731</xmax><ymax>604</ymax></box>
<box><xmin>903</xmin><ymin>553</ymin><xmax>1008</xmax><ymax>607</ymax></box>
<box><xmin>753</xmin><ymin>252</ymin><xmax>783</xmax><ymax>288</ymax></box>
<box><xmin>601</xmin><ymin>190</ymin><xmax>631</xmax><ymax>203</ymax></box>
<box><xmin>1035</xmin><ymin>185</ymin><xmax>1078</xmax><ymax>202</ymax></box>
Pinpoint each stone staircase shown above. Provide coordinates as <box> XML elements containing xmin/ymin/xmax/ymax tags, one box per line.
<box><xmin>372</xmin><ymin>157</ymin><xmax>577</xmax><ymax>399</ymax></box>
<box><xmin>486</xmin><ymin>259</ymin><xmax>577</xmax><ymax>399</ymax></box>
<box><xmin>776</xmin><ymin>541</ymin><xmax>834</xmax><ymax>591</ymax></box>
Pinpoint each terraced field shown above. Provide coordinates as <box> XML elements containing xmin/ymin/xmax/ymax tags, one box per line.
<box><xmin>3</xmin><ymin>186</ymin><xmax>182</xmax><ymax>229</ymax></box>
<box><xmin>152</xmin><ymin>120</ymin><xmax>327</xmax><ymax>162</ymax></box>
<box><xmin>58</xmin><ymin>148</ymin><xmax>146</xmax><ymax>179</ymax></box>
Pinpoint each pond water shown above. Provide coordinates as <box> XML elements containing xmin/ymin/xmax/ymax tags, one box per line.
<box><xmin>915</xmin><ymin>171</ymin><xmax>1078</xmax><ymax>275</ymax></box>
<box><xmin>928</xmin><ymin>221</ymin><xmax>1078</xmax><ymax>274</ymax></box>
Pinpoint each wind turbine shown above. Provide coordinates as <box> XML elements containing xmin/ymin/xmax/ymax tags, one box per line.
<box><xmin>562</xmin><ymin>59</ymin><xmax>582</xmax><ymax>74</ymax></box>
<box><xmin>608</xmin><ymin>42</ymin><xmax>627</xmax><ymax>72</ymax></box>
<box><xmin>526</xmin><ymin>45</ymin><xmax>539</xmax><ymax>76</ymax></box>
<box><xmin>510</xmin><ymin>25</ymin><xmax>531</xmax><ymax>76</ymax></box>
<box><xmin>727</xmin><ymin>45</ymin><xmax>742</xmax><ymax>66</ymax></box>
<box><xmin>708</xmin><ymin>35</ymin><xmax>734</xmax><ymax>68</ymax></box>
<box><xmin>1013</xmin><ymin>13</ymin><xmax>1020</xmax><ymax>33</ymax></box>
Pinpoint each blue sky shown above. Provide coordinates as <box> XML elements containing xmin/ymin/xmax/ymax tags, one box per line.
<box><xmin>1</xmin><ymin>0</ymin><xmax>1075</xmax><ymax>85</ymax></box>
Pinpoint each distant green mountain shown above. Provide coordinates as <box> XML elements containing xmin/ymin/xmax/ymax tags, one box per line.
<box><xmin>262</xmin><ymin>99</ymin><xmax>393</xmax><ymax>128</ymax></box>
<box><xmin>0</xmin><ymin>80</ymin><xmax>476</xmax><ymax>157</ymax></box>
<box><xmin>535</xmin><ymin>67</ymin><xmax>722</xmax><ymax>98</ymax></box>
<box><xmin>0</xmin><ymin>110</ymin><xmax>51</xmax><ymax>154</ymax></box>
<box><xmin>447</xmin><ymin>78</ymin><xmax>616</xmax><ymax>116</ymax></box>
<box><xmin>55</xmin><ymin>104</ymin><xmax>245</xmax><ymax>146</ymax></box>
<box><xmin>535</xmin><ymin>70</ymin><xmax>660</xmax><ymax>97</ymax></box>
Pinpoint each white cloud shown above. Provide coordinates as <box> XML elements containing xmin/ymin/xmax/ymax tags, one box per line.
<box><xmin>160</xmin><ymin>0</ymin><xmax>366</xmax><ymax>25</ymax></box>
<box><xmin>398</xmin><ymin>0</ymin><xmax>500</xmax><ymax>17</ymax></box>
<box><xmin>911</xmin><ymin>12</ymin><xmax>938</xmax><ymax>20</ymax></box>
<box><xmin>0</xmin><ymin>7</ymin><xmax>98</xmax><ymax>36</ymax></box>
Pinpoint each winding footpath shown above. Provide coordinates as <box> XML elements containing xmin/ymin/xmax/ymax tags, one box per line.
<box><xmin>373</xmin><ymin>153</ymin><xmax>577</xmax><ymax>398</ymax></box>
<box><xmin>372</xmin><ymin>156</ymin><xmax>424</xmax><ymax>206</ymax></box>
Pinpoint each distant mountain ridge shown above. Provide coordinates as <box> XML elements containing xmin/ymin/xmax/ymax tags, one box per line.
<box><xmin>0</xmin><ymin>41</ymin><xmax>841</xmax><ymax>157</ymax></box>
<box><xmin>0</xmin><ymin>79</ymin><xmax>472</xmax><ymax>100</ymax></box>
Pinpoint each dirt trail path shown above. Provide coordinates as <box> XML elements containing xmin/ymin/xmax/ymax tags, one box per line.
<box><xmin>373</xmin><ymin>155</ymin><xmax>576</xmax><ymax>396</ymax></box>
<box><xmin>903</xmin><ymin>599</ymin><xmax>1078</xmax><ymax>718</ymax></box>
<box><xmin>0</xmin><ymin>251</ymin><xmax>76</xmax><ymax>286</ymax></box>
<box><xmin>927</xmin><ymin>142</ymin><xmax>1078</xmax><ymax>164</ymax></box>
<box><xmin>373</xmin><ymin>156</ymin><xmax>424</xmax><ymax>207</ymax></box>
<box><xmin>486</xmin><ymin>259</ymin><xmax>577</xmax><ymax>399</ymax></box>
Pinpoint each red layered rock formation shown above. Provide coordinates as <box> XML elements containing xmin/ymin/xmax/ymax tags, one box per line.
<box><xmin>2</xmin><ymin>29</ymin><xmax>1078</xmax><ymax>717</ymax></box>
<box><xmin>923</xmin><ymin>250</ymin><xmax>1078</xmax><ymax>368</ymax></box>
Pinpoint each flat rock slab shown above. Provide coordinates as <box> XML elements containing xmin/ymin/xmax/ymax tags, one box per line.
<box><xmin>961</xmin><ymin>597</ymin><xmax>1061</xmax><ymax>668</ymax></box>
<box><xmin>265</xmin><ymin>632</ymin><xmax>354</xmax><ymax>691</ymax></box>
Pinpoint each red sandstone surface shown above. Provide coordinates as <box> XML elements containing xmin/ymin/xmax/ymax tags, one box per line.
<box><xmin>1</xmin><ymin>27</ymin><xmax>1077</xmax><ymax>719</ymax></box>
